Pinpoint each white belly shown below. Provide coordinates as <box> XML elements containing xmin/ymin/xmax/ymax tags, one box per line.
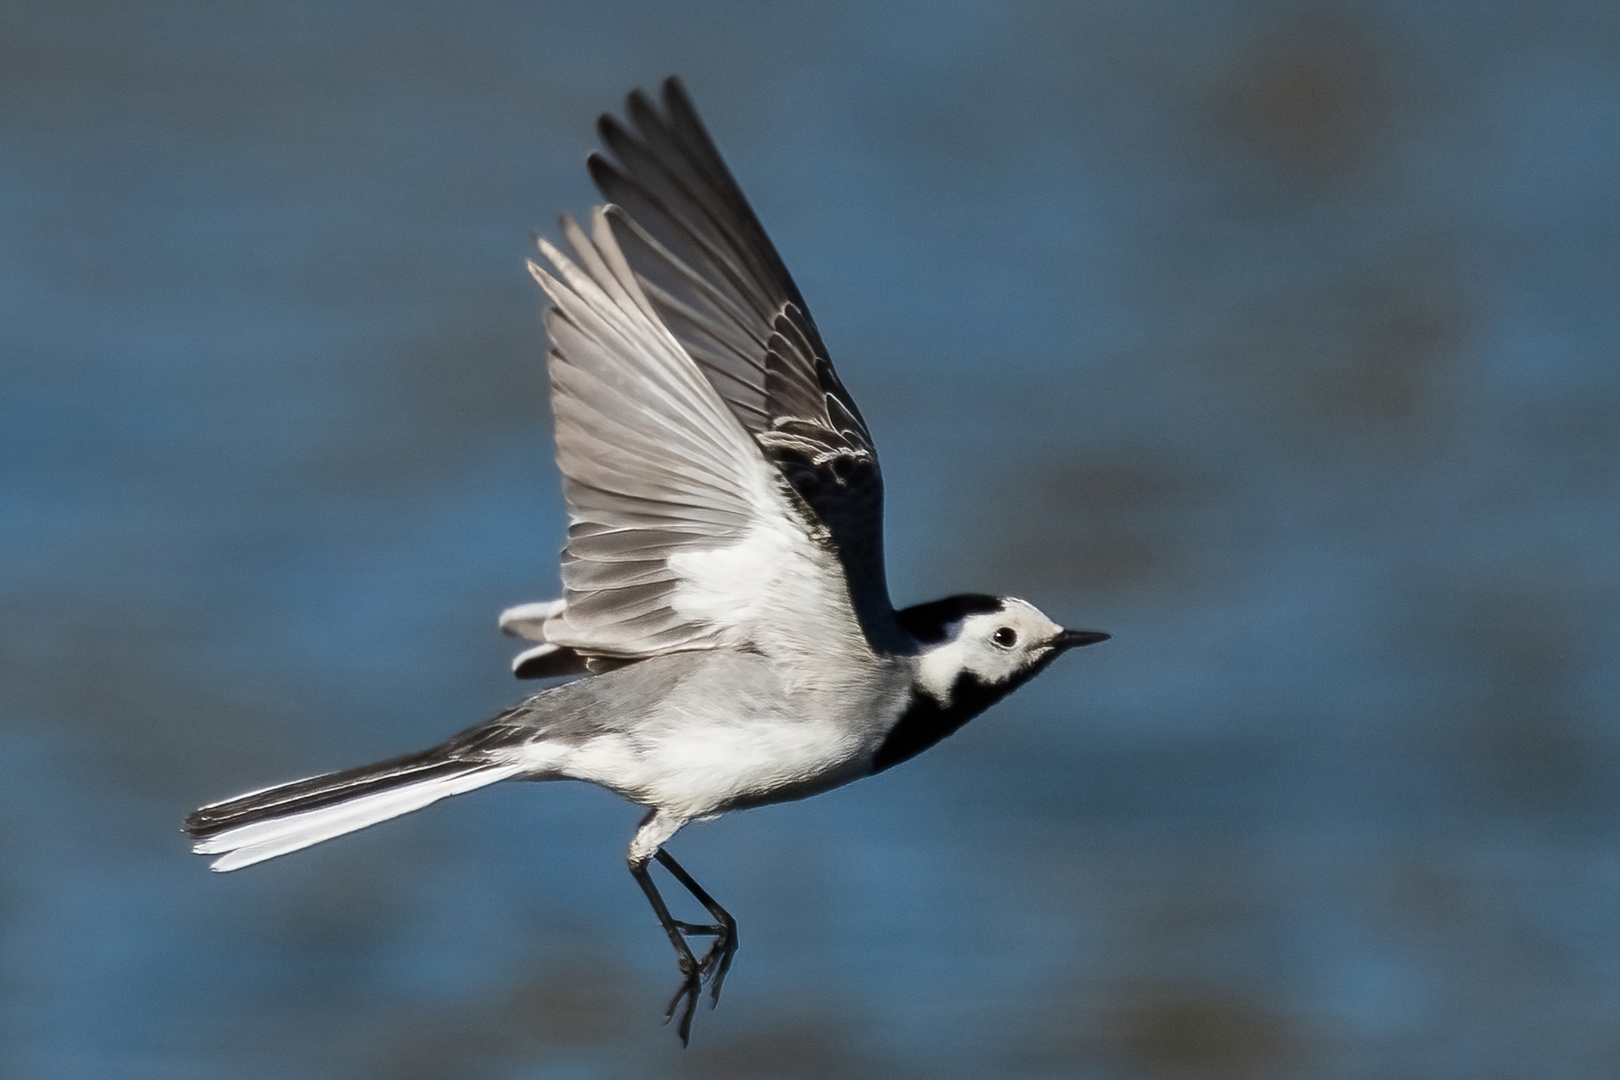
<box><xmin>549</xmin><ymin>711</ymin><xmax>868</xmax><ymax>819</ymax></box>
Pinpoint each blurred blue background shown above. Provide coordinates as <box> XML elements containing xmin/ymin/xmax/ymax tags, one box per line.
<box><xmin>4</xmin><ymin>0</ymin><xmax>1620</xmax><ymax>1076</ymax></box>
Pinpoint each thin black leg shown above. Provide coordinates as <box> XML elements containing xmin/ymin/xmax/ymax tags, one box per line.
<box><xmin>629</xmin><ymin>854</ymin><xmax>704</xmax><ymax>1046</ymax></box>
<box><xmin>654</xmin><ymin>848</ymin><xmax>739</xmax><ymax>1006</ymax></box>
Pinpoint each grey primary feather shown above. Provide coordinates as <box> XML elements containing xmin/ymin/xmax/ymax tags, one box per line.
<box><xmin>589</xmin><ymin>78</ymin><xmax>900</xmax><ymax>649</ymax></box>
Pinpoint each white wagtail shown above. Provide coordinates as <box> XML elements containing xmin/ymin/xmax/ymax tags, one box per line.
<box><xmin>186</xmin><ymin>77</ymin><xmax>1109</xmax><ymax>1044</ymax></box>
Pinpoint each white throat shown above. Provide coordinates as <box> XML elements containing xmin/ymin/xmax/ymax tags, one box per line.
<box><xmin>915</xmin><ymin>638</ymin><xmax>981</xmax><ymax>705</ymax></box>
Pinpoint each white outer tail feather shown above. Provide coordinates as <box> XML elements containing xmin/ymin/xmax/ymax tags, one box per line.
<box><xmin>194</xmin><ymin>763</ymin><xmax>526</xmax><ymax>872</ymax></box>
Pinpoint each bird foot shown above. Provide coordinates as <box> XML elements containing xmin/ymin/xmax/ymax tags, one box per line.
<box><xmin>663</xmin><ymin>920</ymin><xmax>738</xmax><ymax>1044</ymax></box>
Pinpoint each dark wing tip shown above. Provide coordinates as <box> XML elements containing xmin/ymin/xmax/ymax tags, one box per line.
<box><xmin>627</xmin><ymin>85</ymin><xmax>658</xmax><ymax>113</ymax></box>
<box><xmin>585</xmin><ymin>150</ymin><xmax>624</xmax><ymax>189</ymax></box>
<box><xmin>596</xmin><ymin>111</ymin><xmax>628</xmax><ymax>147</ymax></box>
<box><xmin>661</xmin><ymin>75</ymin><xmax>692</xmax><ymax>111</ymax></box>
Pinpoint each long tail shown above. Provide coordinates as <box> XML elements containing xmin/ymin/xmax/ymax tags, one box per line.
<box><xmin>186</xmin><ymin>739</ymin><xmax>527</xmax><ymax>872</ymax></box>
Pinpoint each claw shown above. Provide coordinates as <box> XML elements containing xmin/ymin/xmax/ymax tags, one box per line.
<box><xmin>662</xmin><ymin>919</ymin><xmax>736</xmax><ymax>1025</ymax></box>
<box><xmin>664</xmin><ymin>968</ymin><xmax>702</xmax><ymax>1046</ymax></box>
<box><xmin>705</xmin><ymin>932</ymin><xmax>737</xmax><ymax>1006</ymax></box>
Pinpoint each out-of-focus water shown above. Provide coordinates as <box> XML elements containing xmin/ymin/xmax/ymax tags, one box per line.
<box><xmin>4</xmin><ymin>1</ymin><xmax>1619</xmax><ymax>1076</ymax></box>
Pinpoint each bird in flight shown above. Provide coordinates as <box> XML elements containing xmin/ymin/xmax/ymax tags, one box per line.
<box><xmin>186</xmin><ymin>77</ymin><xmax>1109</xmax><ymax>1045</ymax></box>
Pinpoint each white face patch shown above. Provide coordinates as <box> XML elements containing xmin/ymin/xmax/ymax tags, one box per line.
<box><xmin>915</xmin><ymin>598</ymin><xmax>1067</xmax><ymax>704</ymax></box>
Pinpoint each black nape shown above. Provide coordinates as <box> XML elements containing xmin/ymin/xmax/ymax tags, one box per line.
<box><xmin>895</xmin><ymin>594</ymin><xmax>1003</xmax><ymax>644</ymax></box>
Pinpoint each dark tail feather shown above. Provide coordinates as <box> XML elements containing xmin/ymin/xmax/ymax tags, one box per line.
<box><xmin>187</xmin><ymin>749</ymin><xmax>472</xmax><ymax>840</ymax></box>
<box><xmin>186</xmin><ymin>744</ymin><xmax>524</xmax><ymax>872</ymax></box>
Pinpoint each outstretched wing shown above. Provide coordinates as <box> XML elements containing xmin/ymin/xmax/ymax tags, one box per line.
<box><xmin>587</xmin><ymin>78</ymin><xmax>896</xmax><ymax>646</ymax></box>
<box><xmin>529</xmin><ymin>209</ymin><xmax>871</xmax><ymax>669</ymax></box>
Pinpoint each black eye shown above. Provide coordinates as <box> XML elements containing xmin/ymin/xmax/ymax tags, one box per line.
<box><xmin>992</xmin><ymin>627</ymin><xmax>1018</xmax><ymax>648</ymax></box>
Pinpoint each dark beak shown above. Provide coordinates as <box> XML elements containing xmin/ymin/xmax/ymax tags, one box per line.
<box><xmin>1052</xmin><ymin>629</ymin><xmax>1111</xmax><ymax>651</ymax></box>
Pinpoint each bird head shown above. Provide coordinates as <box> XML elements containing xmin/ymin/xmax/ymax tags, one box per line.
<box><xmin>898</xmin><ymin>594</ymin><xmax>1109</xmax><ymax>704</ymax></box>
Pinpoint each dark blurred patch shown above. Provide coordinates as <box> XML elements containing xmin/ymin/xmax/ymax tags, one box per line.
<box><xmin>1391</xmin><ymin>567</ymin><xmax>1616</xmax><ymax>821</ymax></box>
<box><xmin>1108</xmin><ymin>991</ymin><xmax>1291</xmax><ymax>1079</ymax></box>
<box><xmin>1303</xmin><ymin>275</ymin><xmax>1462</xmax><ymax>426</ymax></box>
<box><xmin>301</xmin><ymin>299</ymin><xmax>548</xmax><ymax>494</ymax></box>
<box><xmin>681</xmin><ymin>1015</ymin><xmax>907</xmax><ymax>1080</ymax></box>
<box><xmin>1023</xmin><ymin>977</ymin><xmax>1296</xmax><ymax>1080</ymax></box>
<box><xmin>1213</xmin><ymin>16</ymin><xmax>1390</xmax><ymax>183</ymax></box>
<box><xmin>1211</xmin><ymin>253</ymin><xmax>1470</xmax><ymax>440</ymax></box>
<box><xmin>1380</xmin><ymin>853</ymin><xmax>1469</xmax><ymax>928</ymax></box>
<box><xmin>983</xmin><ymin>453</ymin><xmax>1228</xmax><ymax>599</ymax></box>
<box><xmin>359</xmin><ymin>952</ymin><xmax>637</xmax><ymax>1079</ymax></box>
<box><xmin>209</xmin><ymin>907</ymin><xmax>647</xmax><ymax>1079</ymax></box>
<box><xmin>501</xmin><ymin>954</ymin><xmax>635</xmax><ymax>1046</ymax></box>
